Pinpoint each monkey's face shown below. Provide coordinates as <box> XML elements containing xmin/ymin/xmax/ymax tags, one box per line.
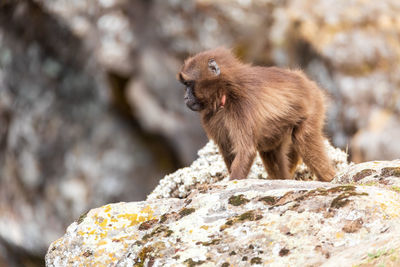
<box><xmin>178</xmin><ymin>53</ymin><xmax>222</xmax><ymax>112</ymax></box>
<box><xmin>182</xmin><ymin>80</ymin><xmax>203</xmax><ymax>111</ymax></box>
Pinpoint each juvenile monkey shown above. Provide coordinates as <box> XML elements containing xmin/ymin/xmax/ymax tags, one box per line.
<box><xmin>177</xmin><ymin>48</ymin><xmax>335</xmax><ymax>182</ymax></box>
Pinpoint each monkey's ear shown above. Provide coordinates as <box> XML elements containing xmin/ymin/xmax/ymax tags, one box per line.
<box><xmin>208</xmin><ymin>59</ymin><xmax>220</xmax><ymax>76</ymax></box>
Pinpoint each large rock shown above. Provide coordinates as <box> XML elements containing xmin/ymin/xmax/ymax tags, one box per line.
<box><xmin>45</xmin><ymin>142</ymin><xmax>400</xmax><ymax>266</ymax></box>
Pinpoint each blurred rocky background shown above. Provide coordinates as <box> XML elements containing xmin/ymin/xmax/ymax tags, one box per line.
<box><xmin>0</xmin><ymin>0</ymin><xmax>399</xmax><ymax>266</ymax></box>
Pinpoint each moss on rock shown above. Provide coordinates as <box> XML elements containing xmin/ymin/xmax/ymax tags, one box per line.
<box><xmin>381</xmin><ymin>167</ymin><xmax>400</xmax><ymax>178</ymax></box>
<box><xmin>353</xmin><ymin>169</ymin><xmax>376</xmax><ymax>182</ymax></box>
<box><xmin>179</xmin><ymin>208</ymin><xmax>195</xmax><ymax>217</ymax></box>
<box><xmin>228</xmin><ymin>194</ymin><xmax>249</xmax><ymax>206</ymax></box>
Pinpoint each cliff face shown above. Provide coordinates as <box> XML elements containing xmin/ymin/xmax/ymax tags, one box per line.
<box><xmin>0</xmin><ymin>2</ymin><xmax>168</xmax><ymax>266</ymax></box>
<box><xmin>33</xmin><ymin>0</ymin><xmax>400</xmax><ymax>162</ymax></box>
<box><xmin>45</xmin><ymin>142</ymin><xmax>400</xmax><ymax>266</ymax></box>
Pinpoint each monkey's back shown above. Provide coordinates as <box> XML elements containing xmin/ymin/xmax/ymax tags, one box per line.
<box><xmin>242</xmin><ymin>66</ymin><xmax>327</xmax><ymax>143</ymax></box>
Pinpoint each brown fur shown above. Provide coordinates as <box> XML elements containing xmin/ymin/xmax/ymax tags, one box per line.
<box><xmin>178</xmin><ymin>47</ymin><xmax>335</xmax><ymax>182</ymax></box>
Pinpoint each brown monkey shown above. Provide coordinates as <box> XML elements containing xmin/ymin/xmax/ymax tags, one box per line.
<box><xmin>177</xmin><ymin>47</ymin><xmax>335</xmax><ymax>182</ymax></box>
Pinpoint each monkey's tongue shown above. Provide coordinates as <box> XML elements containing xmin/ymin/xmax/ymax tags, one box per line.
<box><xmin>221</xmin><ymin>95</ymin><xmax>226</xmax><ymax>107</ymax></box>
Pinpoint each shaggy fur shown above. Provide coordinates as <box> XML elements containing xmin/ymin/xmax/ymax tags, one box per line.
<box><xmin>178</xmin><ymin>47</ymin><xmax>335</xmax><ymax>182</ymax></box>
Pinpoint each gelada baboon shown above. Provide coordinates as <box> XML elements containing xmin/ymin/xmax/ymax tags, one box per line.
<box><xmin>177</xmin><ymin>47</ymin><xmax>335</xmax><ymax>182</ymax></box>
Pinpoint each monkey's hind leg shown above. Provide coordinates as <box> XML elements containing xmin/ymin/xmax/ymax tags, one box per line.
<box><xmin>259</xmin><ymin>146</ymin><xmax>292</xmax><ymax>180</ymax></box>
<box><xmin>218</xmin><ymin>142</ymin><xmax>235</xmax><ymax>173</ymax></box>
<box><xmin>292</xmin><ymin>123</ymin><xmax>335</xmax><ymax>182</ymax></box>
<box><xmin>288</xmin><ymin>145</ymin><xmax>301</xmax><ymax>176</ymax></box>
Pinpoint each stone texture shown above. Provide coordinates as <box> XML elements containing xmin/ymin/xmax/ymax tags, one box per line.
<box><xmin>148</xmin><ymin>140</ymin><xmax>349</xmax><ymax>200</ymax></box>
<box><xmin>334</xmin><ymin>159</ymin><xmax>400</xmax><ymax>192</ymax></box>
<box><xmin>46</xmin><ymin>141</ymin><xmax>400</xmax><ymax>266</ymax></box>
<box><xmin>46</xmin><ymin>154</ymin><xmax>400</xmax><ymax>266</ymax></box>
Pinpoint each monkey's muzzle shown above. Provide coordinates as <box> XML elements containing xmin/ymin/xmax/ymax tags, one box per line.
<box><xmin>184</xmin><ymin>86</ymin><xmax>203</xmax><ymax>111</ymax></box>
<box><xmin>185</xmin><ymin>100</ymin><xmax>203</xmax><ymax>111</ymax></box>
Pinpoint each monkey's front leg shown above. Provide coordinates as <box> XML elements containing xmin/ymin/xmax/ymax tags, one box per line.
<box><xmin>217</xmin><ymin>139</ymin><xmax>235</xmax><ymax>172</ymax></box>
<box><xmin>229</xmin><ymin>149</ymin><xmax>256</xmax><ymax>180</ymax></box>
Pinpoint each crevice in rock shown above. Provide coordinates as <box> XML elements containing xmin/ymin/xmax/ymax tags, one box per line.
<box><xmin>107</xmin><ymin>71</ymin><xmax>182</xmax><ymax>172</ymax></box>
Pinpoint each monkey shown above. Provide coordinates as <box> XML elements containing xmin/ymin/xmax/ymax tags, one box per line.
<box><xmin>177</xmin><ymin>47</ymin><xmax>336</xmax><ymax>182</ymax></box>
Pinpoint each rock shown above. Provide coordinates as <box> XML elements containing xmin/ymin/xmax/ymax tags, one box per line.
<box><xmin>47</xmin><ymin>141</ymin><xmax>400</xmax><ymax>266</ymax></box>
<box><xmin>148</xmin><ymin>140</ymin><xmax>349</xmax><ymax>200</ymax></box>
<box><xmin>334</xmin><ymin>159</ymin><xmax>400</xmax><ymax>193</ymax></box>
<box><xmin>46</xmin><ymin>158</ymin><xmax>400</xmax><ymax>266</ymax></box>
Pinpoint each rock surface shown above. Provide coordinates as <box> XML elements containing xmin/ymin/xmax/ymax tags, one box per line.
<box><xmin>148</xmin><ymin>140</ymin><xmax>349</xmax><ymax>200</ymax></box>
<box><xmin>45</xmin><ymin>142</ymin><xmax>400</xmax><ymax>266</ymax></box>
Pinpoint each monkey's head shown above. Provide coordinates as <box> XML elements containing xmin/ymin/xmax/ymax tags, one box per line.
<box><xmin>177</xmin><ymin>48</ymin><xmax>239</xmax><ymax>112</ymax></box>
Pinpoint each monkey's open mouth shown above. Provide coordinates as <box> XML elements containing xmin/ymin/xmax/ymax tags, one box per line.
<box><xmin>186</xmin><ymin>101</ymin><xmax>203</xmax><ymax>111</ymax></box>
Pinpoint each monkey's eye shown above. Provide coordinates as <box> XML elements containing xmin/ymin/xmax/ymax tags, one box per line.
<box><xmin>183</xmin><ymin>81</ymin><xmax>194</xmax><ymax>87</ymax></box>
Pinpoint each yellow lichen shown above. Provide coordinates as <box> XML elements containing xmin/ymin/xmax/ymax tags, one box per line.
<box><xmin>336</xmin><ymin>232</ymin><xmax>344</xmax><ymax>239</ymax></box>
<box><xmin>72</xmin><ymin>205</ymin><xmax>159</xmax><ymax>265</ymax></box>
<box><xmin>95</xmin><ymin>248</ymin><xmax>105</xmax><ymax>256</ymax></box>
<box><xmin>141</xmin><ymin>205</ymin><xmax>154</xmax><ymax>215</ymax></box>
<box><xmin>103</xmin><ymin>205</ymin><xmax>111</xmax><ymax>213</ymax></box>
<box><xmin>99</xmin><ymin>218</ymin><xmax>108</xmax><ymax>229</ymax></box>
<box><xmin>97</xmin><ymin>240</ymin><xmax>108</xmax><ymax>246</ymax></box>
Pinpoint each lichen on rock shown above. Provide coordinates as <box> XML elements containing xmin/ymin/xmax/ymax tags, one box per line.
<box><xmin>148</xmin><ymin>140</ymin><xmax>349</xmax><ymax>200</ymax></box>
<box><xmin>334</xmin><ymin>159</ymin><xmax>400</xmax><ymax>192</ymax></box>
<box><xmin>46</xmin><ymin>141</ymin><xmax>400</xmax><ymax>267</ymax></box>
